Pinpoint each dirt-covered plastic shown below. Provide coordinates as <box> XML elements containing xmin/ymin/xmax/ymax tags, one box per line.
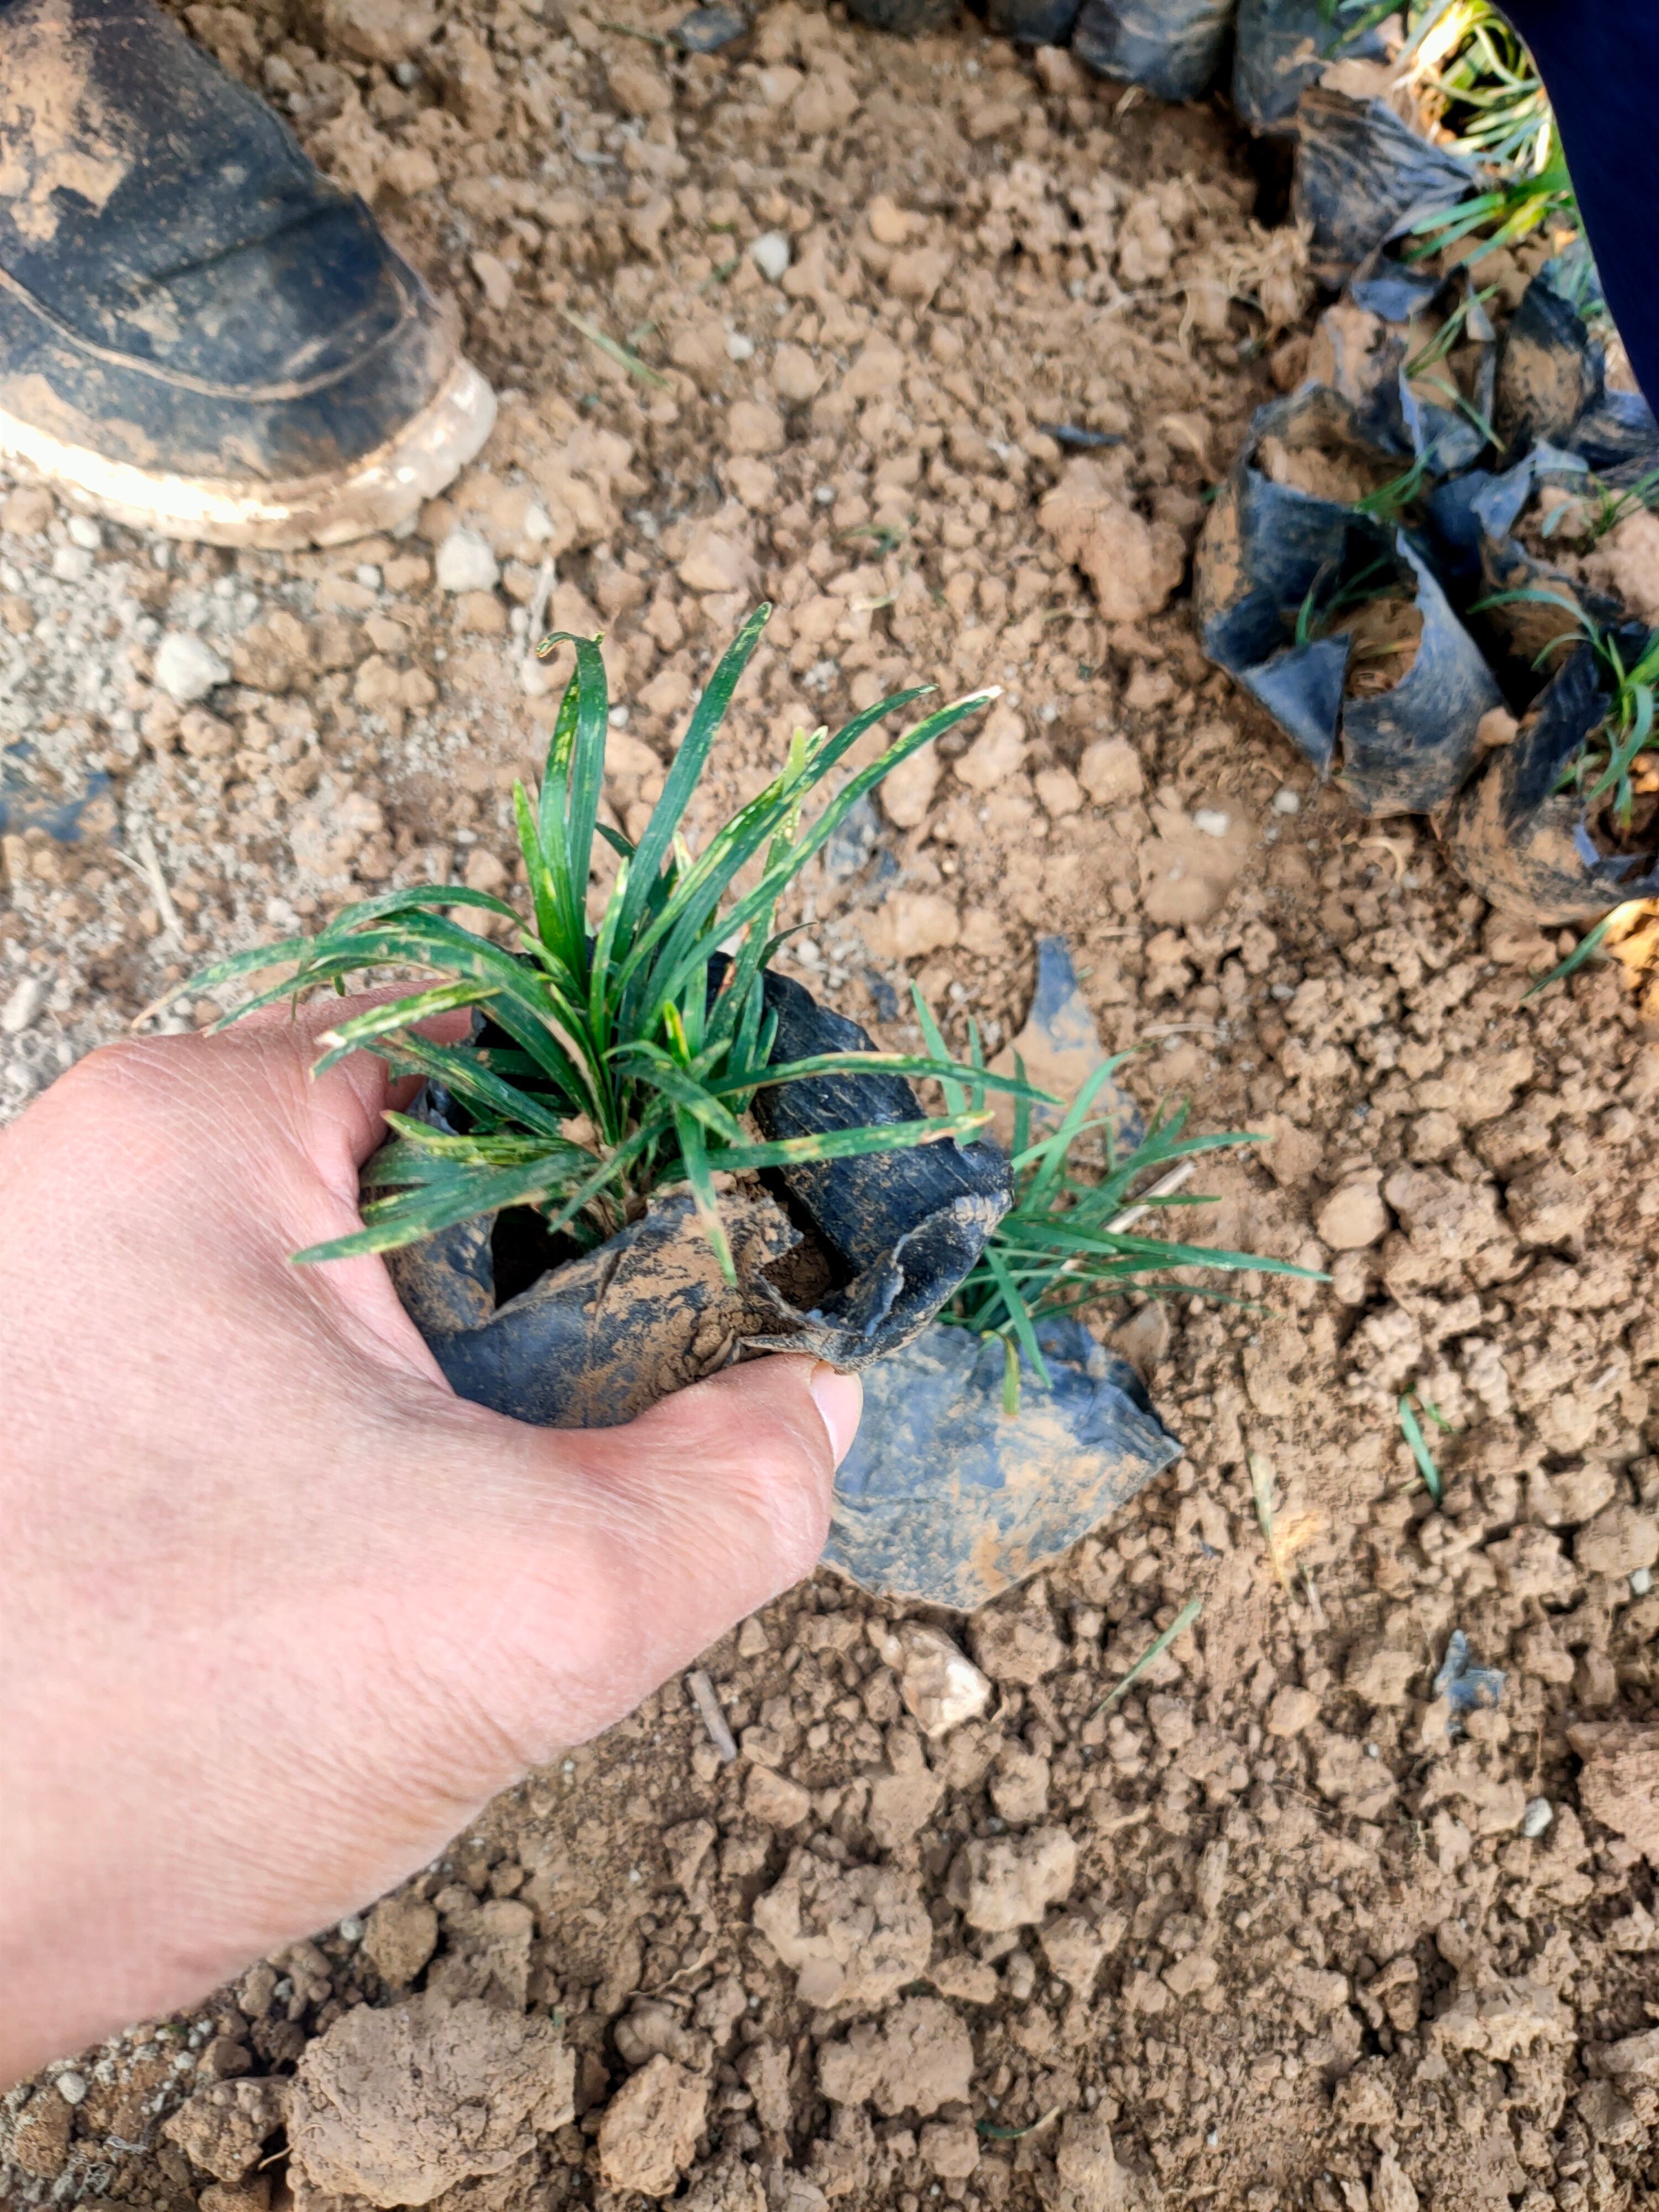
<box><xmin>1194</xmin><ymin>388</ymin><xmax>1501</xmax><ymax>816</ymax></box>
<box><xmin>824</xmin><ymin>1312</ymin><xmax>1181</xmax><ymax>1610</ymax></box>
<box><xmin>1071</xmin><ymin>0</ymin><xmax>1233</xmax><ymax>102</ymax></box>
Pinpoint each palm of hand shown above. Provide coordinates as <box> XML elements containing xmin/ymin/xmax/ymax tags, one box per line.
<box><xmin>0</xmin><ymin>1003</ymin><xmax>851</xmax><ymax>2081</ymax></box>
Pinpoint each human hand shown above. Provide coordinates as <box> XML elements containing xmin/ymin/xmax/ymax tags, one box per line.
<box><xmin>0</xmin><ymin>1001</ymin><xmax>859</xmax><ymax>2084</ymax></box>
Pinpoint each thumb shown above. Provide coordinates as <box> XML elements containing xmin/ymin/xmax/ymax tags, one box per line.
<box><xmin>450</xmin><ymin>1354</ymin><xmax>862</xmax><ymax>1759</ymax></box>
<box><xmin>604</xmin><ymin>1352</ymin><xmax>862</xmax><ymax>1598</ymax></box>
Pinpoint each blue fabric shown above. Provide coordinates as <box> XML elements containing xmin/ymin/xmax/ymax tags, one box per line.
<box><xmin>1500</xmin><ymin>3</ymin><xmax>1658</xmax><ymax>405</ymax></box>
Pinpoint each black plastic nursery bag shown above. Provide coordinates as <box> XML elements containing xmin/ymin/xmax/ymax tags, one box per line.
<box><xmin>1072</xmin><ymin>0</ymin><xmax>1235</xmax><ymax>102</ymax></box>
<box><xmin>385</xmin><ymin>969</ymin><xmax>1014</xmax><ymax>1430</ymax></box>
<box><xmin>1195</xmin><ymin>389</ymin><xmax>1501</xmax><ymax>815</ymax></box>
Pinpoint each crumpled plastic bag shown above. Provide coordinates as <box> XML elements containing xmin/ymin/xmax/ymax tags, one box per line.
<box><xmin>1310</xmin><ymin>264</ymin><xmax>1496</xmax><ymax>480</ymax></box>
<box><xmin>1194</xmin><ymin>387</ymin><xmax>1501</xmax><ymax>815</ymax></box>
<box><xmin>1232</xmin><ymin>0</ymin><xmax>1392</xmax><ymax>134</ymax></box>
<box><xmin>843</xmin><ymin>0</ymin><xmax>954</xmax><ymax>33</ymax></box>
<box><xmin>987</xmin><ymin>0</ymin><xmax>1084</xmax><ymax>46</ymax></box>
<box><xmin>1292</xmin><ymin>84</ymin><xmax>1475</xmax><ymax>286</ymax></box>
<box><xmin>1433</xmin><ymin>1629</ymin><xmax>1505</xmax><ymax>1731</ymax></box>
<box><xmin>1495</xmin><ymin>270</ymin><xmax>1659</xmax><ymax>483</ymax></box>
<box><xmin>825</xmin><ymin>1313</ymin><xmax>1181</xmax><ymax>1610</ymax></box>
<box><xmin>1072</xmin><ymin>0</ymin><xmax>1234</xmax><ymax>102</ymax></box>
<box><xmin>1445</xmin><ymin>634</ymin><xmax>1659</xmax><ymax>925</ymax></box>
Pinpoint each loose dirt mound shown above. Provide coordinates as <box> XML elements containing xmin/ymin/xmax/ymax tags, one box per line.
<box><xmin>2</xmin><ymin>2</ymin><xmax>1658</xmax><ymax>2209</ymax></box>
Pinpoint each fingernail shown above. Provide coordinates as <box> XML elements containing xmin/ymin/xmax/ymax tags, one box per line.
<box><xmin>809</xmin><ymin>1363</ymin><xmax>863</xmax><ymax>1469</ymax></box>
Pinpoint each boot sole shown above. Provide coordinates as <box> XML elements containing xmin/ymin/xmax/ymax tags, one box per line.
<box><xmin>0</xmin><ymin>356</ymin><xmax>495</xmax><ymax>550</ymax></box>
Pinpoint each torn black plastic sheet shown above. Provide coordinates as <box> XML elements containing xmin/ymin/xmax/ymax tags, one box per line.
<box><xmin>380</xmin><ymin>968</ymin><xmax>1014</xmax><ymax>1429</ymax></box>
<box><xmin>1195</xmin><ymin>392</ymin><xmax>1501</xmax><ymax>814</ymax></box>
<box><xmin>1311</xmin><ymin>266</ymin><xmax>1495</xmax><ymax>479</ymax></box>
<box><xmin>1444</xmin><ymin>638</ymin><xmax>1659</xmax><ymax>925</ymax></box>
<box><xmin>1292</xmin><ymin>84</ymin><xmax>1476</xmax><ymax>288</ymax></box>
<box><xmin>824</xmin><ymin>1314</ymin><xmax>1181</xmax><ymax>1611</ymax></box>
<box><xmin>987</xmin><ymin>0</ymin><xmax>1084</xmax><ymax>49</ymax></box>
<box><xmin>1071</xmin><ymin>0</ymin><xmax>1234</xmax><ymax>102</ymax></box>
<box><xmin>1232</xmin><ymin>0</ymin><xmax>1392</xmax><ymax>134</ymax></box>
<box><xmin>1423</xmin><ymin>441</ymin><xmax>1588</xmax><ymax>591</ymax></box>
<box><xmin>0</xmin><ymin>764</ymin><xmax>111</xmax><ymax>842</ymax></box>
<box><xmin>842</xmin><ymin>0</ymin><xmax>953</xmax><ymax>33</ymax></box>
<box><xmin>1495</xmin><ymin>273</ymin><xmax>1659</xmax><ymax>484</ymax></box>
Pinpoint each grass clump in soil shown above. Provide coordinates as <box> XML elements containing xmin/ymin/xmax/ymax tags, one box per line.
<box><xmin>925</xmin><ymin>1026</ymin><xmax>1322</xmax><ymax>1414</ymax></box>
<box><xmin>186</xmin><ymin>607</ymin><xmax>1040</xmax><ymax>1280</ymax></box>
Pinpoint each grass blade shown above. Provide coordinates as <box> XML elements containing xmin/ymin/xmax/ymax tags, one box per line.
<box><xmin>674</xmin><ymin>1108</ymin><xmax>735</xmax><ymax>1285</ymax></box>
<box><xmin>1091</xmin><ymin>1599</ymin><xmax>1203</xmax><ymax>1719</ymax></box>
<box><xmin>310</xmin><ymin>981</ymin><xmax>493</xmax><ymax>1073</ymax></box>
<box><xmin>1399</xmin><ymin>1391</ymin><xmax>1444</xmax><ymax>1503</ymax></box>
<box><xmin>1524</xmin><ymin>911</ymin><xmax>1616</xmax><ymax>999</ymax></box>
<box><xmin>619</xmin><ymin>604</ymin><xmax>772</xmax><ymax>946</ymax></box>
<box><xmin>709</xmin><ymin>1108</ymin><xmax>991</xmax><ymax>1175</ymax></box>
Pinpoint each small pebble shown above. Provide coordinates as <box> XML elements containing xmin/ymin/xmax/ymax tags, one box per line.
<box><xmin>50</xmin><ymin>544</ymin><xmax>94</xmax><ymax>583</ymax></box>
<box><xmin>1632</xmin><ymin>1567</ymin><xmax>1653</xmax><ymax>1597</ymax></box>
<box><xmin>1192</xmin><ymin>808</ymin><xmax>1229</xmax><ymax>838</ymax></box>
<box><xmin>54</xmin><ymin>2071</ymin><xmax>87</xmax><ymax>2106</ymax></box>
<box><xmin>675</xmin><ymin>2</ymin><xmax>748</xmax><ymax>50</ymax></box>
<box><xmin>2</xmin><ymin>975</ymin><xmax>46</xmax><ymax>1034</ymax></box>
<box><xmin>154</xmin><ymin>629</ymin><xmax>230</xmax><ymax>704</ymax></box>
<box><xmin>1522</xmin><ymin>1797</ymin><xmax>1554</xmax><ymax>1840</ymax></box>
<box><xmin>353</xmin><ymin>564</ymin><xmax>382</xmax><ymax>592</ymax></box>
<box><xmin>338</xmin><ymin>1915</ymin><xmax>365</xmax><ymax>1942</ymax></box>
<box><xmin>435</xmin><ymin>526</ymin><xmax>500</xmax><ymax>594</ymax></box>
<box><xmin>1003</xmin><ymin>1949</ymin><xmax>1036</xmax><ymax>2002</ymax></box>
<box><xmin>65</xmin><ymin>515</ymin><xmax>101</xmax><ymax>550</ymax></box>
<box><xmin>1271</xmin><ymin>787</ymin><xmax>1301</xmax><ymax>815</ymax></box>
<box><xmin>726</xmin><ymin>331</ymin><xmax>755</xmax><ymax>361</ymax></box>
<box><xmin>749</xmin><ymin>230</ymin><xmax>791</xmax><ymax>283</ymax></box>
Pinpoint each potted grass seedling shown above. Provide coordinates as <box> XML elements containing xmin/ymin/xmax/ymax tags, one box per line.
<box><xmin>827</xmin><ymin>990</ymin><xmax>1324</xmax><ymax>1609</ymax></box>
<box><xmin>187</xmin><ymin>606</ymin><xmax>1050</xmax><ymax>1429</ymax></box>
<box><xmin>1448</xmin><ymin>591</ymin><xmax>1659</xmax><ymax>920</ymax></box>
<box><xmin>1195</xmin><ymin>386</ymin><xmax>1502</xmax><ymax>816</ymax></box>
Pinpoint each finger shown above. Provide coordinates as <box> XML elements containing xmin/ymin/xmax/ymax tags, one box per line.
<box><xmin>415</xmin><ymin>1354</ymin><xmax>862</xmax><ymax>1762</ymax></box>
<box><xmin>228</xmin><ymin>992</ymin><xmax>476</xmax><ymax>1180</ymax></box>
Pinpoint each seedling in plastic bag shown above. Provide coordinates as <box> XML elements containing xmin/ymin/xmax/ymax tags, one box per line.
<box><xmin>1475</xmin><ymin>588</ymin><xmax>1659</xmax><ymax>833</ymax></box>
<box><xmin>1536</xmin><ymin>466</ymin><xmax>1659</xmax><ymax>545</ymax></box>
<box><xmin>182</xmin><ymin>608</ymin><xmax>1042</xmax><ymax>1280</ymax></box>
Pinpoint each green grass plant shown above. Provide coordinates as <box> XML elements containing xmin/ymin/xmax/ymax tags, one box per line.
<box><xmin>927</xmin><ymin>1027</ymin><xmax>1323</xmax><ymax>1410</ymax></box>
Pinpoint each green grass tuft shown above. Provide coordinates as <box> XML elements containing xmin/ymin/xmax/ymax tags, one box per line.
<box><xmin>934</xmin><ymin>1035</ymin><xmax>1325</xmax><ymax>1411</ymax></box>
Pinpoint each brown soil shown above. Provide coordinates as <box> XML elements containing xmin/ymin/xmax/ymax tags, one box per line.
<box><xmin>1337</xmin><ymin>597</ymin><xmax>1423</xmax><ymax>702</ymax></box>
<box><xmin>3</xmin><ymin>4</ymin><xmax>1659</xmax><ymax>2211</ymax></box>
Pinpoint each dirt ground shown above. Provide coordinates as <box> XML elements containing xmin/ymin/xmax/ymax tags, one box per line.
<box><xmin>3</xmin><ymin>1</ymin><xmax>1659</xmax><ymax>2208</ymax></box>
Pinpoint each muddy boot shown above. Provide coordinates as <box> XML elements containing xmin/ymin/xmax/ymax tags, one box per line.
<box><xmin>0</xmin><ymin>0</ymin><xmax>493</xmax><ymax>547</ymax></box>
